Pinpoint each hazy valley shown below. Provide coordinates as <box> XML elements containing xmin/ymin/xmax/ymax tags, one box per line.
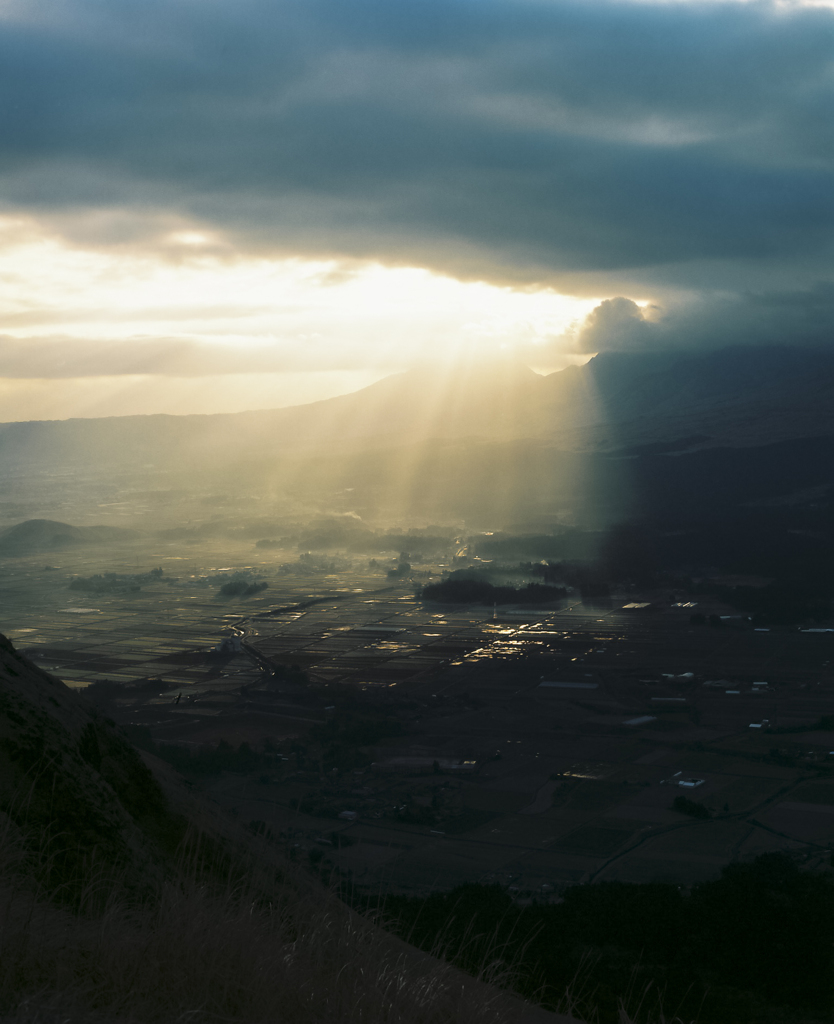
<box><xmin>2</xmin><ymin>347</ymin><xmax>834</xmax><ymax>1022</ymax></box>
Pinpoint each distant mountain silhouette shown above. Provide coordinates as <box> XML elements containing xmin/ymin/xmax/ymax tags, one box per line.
<box><xmin>2</xmin><ymin>347</ymin><xmax>832</xmax><ymax>471</ymax></box>
<box><xmin>0</xmin><ymin>347</ymin><xmax>832</xmax><ymax>526</ymax></box>
<box><xmin>536</xmin><ymin>346</ymin><xmax>834</xmax><ymax>451</ymax></box>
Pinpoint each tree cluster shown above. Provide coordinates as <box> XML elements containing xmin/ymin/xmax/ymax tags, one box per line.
<box><xmin>376</xmin><ymin>853</ymin><xmax>834</xmax><ymax>1024</ymax></box>
<box><xmin>421</xmin><ymin>577</ymin><xmax>566</xmax><ymax>605</ymax></box>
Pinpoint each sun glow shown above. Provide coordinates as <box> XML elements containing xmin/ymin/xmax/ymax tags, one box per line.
<box><xmin>0</xmin><ymin>215</ymin><xmax>599</xmax><ymax>420</ymax></box>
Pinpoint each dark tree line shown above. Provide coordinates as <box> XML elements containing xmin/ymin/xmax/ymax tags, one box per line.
<box><xmin>370</xmin><ymin>854</ymin><xmax>834</xmax><ymax>1024</ymax></box>
<box><xmin>421</xmin><ymin>578</ymin><xmax>566</xmax><ymax>605</ymax></box>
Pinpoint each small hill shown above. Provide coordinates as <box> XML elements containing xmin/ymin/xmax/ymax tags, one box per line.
<box><xmin>0</xmin><ymin>518</ymin><xmax>139</xmax><ymax>555</ymax></box>
<box><xmin>0</xmin><ymin>518</ymin><xmax>84</xmax><ymax>550</ymax></box>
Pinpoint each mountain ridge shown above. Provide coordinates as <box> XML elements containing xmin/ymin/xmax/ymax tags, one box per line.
<box><xmin>0</xmin><ymin>347</ymin><xmax>832</xmax><ymax>528</ymax></box>
<box><xmin>1</xmin><ymin>346</ymin><xmax>831</xmax><ymax>463</ymax></box>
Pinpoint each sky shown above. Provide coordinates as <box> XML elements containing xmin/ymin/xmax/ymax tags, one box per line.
<box><xmin>0</xmin><ymin>0</ymin><xmax>832</xmax><ymax>420</ymax></box>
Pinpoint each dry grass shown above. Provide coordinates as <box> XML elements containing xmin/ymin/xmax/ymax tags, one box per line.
<box><xmin>0</xmin><ymin>817</ymin><xmax>559</xmax><ymax>1024</ymax></box>
<box><xmin>0</xmin><ymin>782</ymin><xmax>692</xmax><ymax>1024</ymax></box>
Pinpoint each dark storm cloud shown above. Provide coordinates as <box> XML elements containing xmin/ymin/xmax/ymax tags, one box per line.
<box><xmin>1</xmin><ymin>0</ymin><xmax>833</xmax><ymax>288</ymax></box>
<box><xmin>576</xmin><ymin>283</ymin><xmax>834</xmax><ymax>354</ymax></box>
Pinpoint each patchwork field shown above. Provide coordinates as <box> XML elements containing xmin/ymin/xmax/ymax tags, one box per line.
<box><xmin>1</xmin><ymin>523</ymin><xmax>833</xmax><ymax>896</ymax></box>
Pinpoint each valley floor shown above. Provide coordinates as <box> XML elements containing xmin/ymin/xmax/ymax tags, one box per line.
<box><xmin>2</xmin><ymin>543</ymin><xmax>832</xmax><ymax>896</ymax></box>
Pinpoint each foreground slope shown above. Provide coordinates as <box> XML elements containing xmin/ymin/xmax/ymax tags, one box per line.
<box><xmin>0</xmin><ymin>633</ymin><xmax>572</xmax><ymax>1024</ymax></box>
<box><xmin>0</xmin><ymin>632</ymin><xmax>177</xmax><ymax>887</ymax></box>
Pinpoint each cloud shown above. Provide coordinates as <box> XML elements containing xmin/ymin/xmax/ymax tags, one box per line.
<box><xmin>0</xmin><ymin>214</ymin><xmax>597</xmax><ymax>386</ymax></box>
<box><xmin>0</xmin><ymin>334</ymin><xmax>393</xmax><ymax>378</ymax></box>
<box><xmin>0</xmin><ymin>370</ymin><xmax>387</xmax><ymax>421</ymax></box>
<box><xmin>574</xmin><ymin>282</ymin><xmax>834</xmax><ymax>353</ymax></box>
<box><xmin>0</xmin><ymin>335</ymin><xmax>270</xmax><ymax>378</ymax></box>
<box><xmin>0</xmin><ymin>0</ymin><xmax>830</xmax><ymax>291</ymax></box>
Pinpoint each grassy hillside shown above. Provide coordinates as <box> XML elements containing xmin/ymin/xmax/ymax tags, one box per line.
<box><xmin>0</xmin><ymin>632</ymin><xmax>568</xmax><ymax>1024</ymax></box>
<box><xmin>376</xmin><ymin>860</ymin><xmax>834</xmax><ymax>1024</ymax></box>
